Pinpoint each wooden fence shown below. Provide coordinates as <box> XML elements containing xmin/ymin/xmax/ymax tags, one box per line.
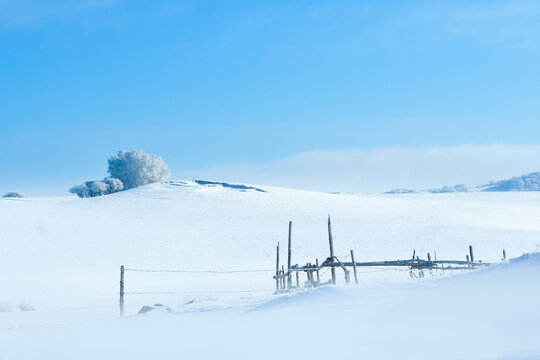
<box><xmin>273</xmin><ymin>216</ymin><xmax>504</xmax><ymax>293</ymax></box>
<box><xmin>118</xmin><ymin>215</ymin><xmax>507</xmax><ymax>315</ymax></box>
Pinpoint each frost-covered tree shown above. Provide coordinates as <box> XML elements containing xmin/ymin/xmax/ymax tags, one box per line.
<box><xmin>70</xmin><ymin>183</ymin><xmax>91</xmax><ymax>198</ymax></box>
<box><xmin>103</xmin><ymin>177</ymin><xmax>124</xmax><ymax>192</ymax></box>
<box><xmin>69</xmin><ymin>149</ymin><xmax>169</xmax><ymax>198</ymax></box>
<box><xmin>484</xmin><ymin>172</ymin><xmax>540</xmax><ymax>191</ymax></box>
<box><xmin>70</xmin><ymin>178</ymin><xmax>125</xmax><ymax>198</ymax></box>
<box><xmin>107</xmin><ymin>150</ymin><xmax>170</xmax><ymax>189</ymax></box>
<box><xmin>2</xmin><ymin>192</ymin><xmax>25</xmax><ymax>198</ymax></box>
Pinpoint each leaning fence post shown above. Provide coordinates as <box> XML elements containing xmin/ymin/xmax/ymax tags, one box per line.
<box><xmin>287</xmin><ymin>221</ymin><xmax>292</xmax><ymax>289</ymax></box>
<box><xmin>469</xmin><ymin>245</ymin><xmax>474</xmax><ymax>263</ymax></box>
<box><xmin>119</xmin><ymin>265</ymin><xmax>125</xmax><ymax>317</ymax></box>
<box><xmin>350</xmin><ymin>250</ymin><xmax>358</xmax><ymax>284</ymax></box>
<box><xmin>328</xmin><ymin>215</ymin><xmax>336</xmax><ymax>285</ymax></box>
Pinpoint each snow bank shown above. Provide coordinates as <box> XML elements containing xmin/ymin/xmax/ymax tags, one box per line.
<box><xmin>2</xmin><ymin>253</ymin><xmax>539</xmax><ymax>360</ymax></box>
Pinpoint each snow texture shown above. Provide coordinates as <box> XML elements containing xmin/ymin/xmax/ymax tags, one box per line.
<box><xmin>2</xmin><ymin>181</ymin><xmax>540</xmax><ymax>359</ymax></box>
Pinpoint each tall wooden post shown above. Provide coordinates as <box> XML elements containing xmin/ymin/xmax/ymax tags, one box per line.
<box><xmin>412</xmin><ymin>250</ymin><xmax>416</xmax><ymax>259</ymax></box>
<box><xmin>469</xmin><ymin>245</ymin><xmax>474</xmax><ymax>263</ymax></box>
<box><xmin>287</xmin><ymin>221</ymin><xmax>292</xmax><ymax>289</ymax></box>
<box><xmin>503</xmin><ymin>249</ymin><xmax>506</xmax><ymax>261</ymax></box>
<box><xmin>350</xmin><ymin>250</ymin><xmax>358</xmax><ymax>284</ymax></box>
<box><xmin>275</xmin><ymin>242</ymin><xmax>280</xmax><ymax>291</ymax></box>
<box><xmin>315</xmin><ymin>258</ymin><xmax>320</xmax><ymax>282</ymax></box>
<box><xmin>119</xmin><ymin>265</ymin><xmax>125</xmax><ymax>317</ymax></box>
<box><xmin>328</xmin><ymin>215</ymin><xmax>336</xmax><ymax>285</ymax></box>
<box><xmin>296</xmin><ymin>268</ymin><xmax>300</xmax><ymax>287</ymax></box>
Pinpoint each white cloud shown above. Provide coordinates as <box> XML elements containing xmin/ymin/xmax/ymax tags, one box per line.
<box><xmin>178</xmin><ymin>145</ymin><xmax>540</xmax><ymax>193</ymax></box>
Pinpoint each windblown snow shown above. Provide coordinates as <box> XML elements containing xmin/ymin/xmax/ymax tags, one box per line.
<box><xmin>1</xmin><ymin>180</ymin><xmax>540</xmax><ymax>359</ymax></box>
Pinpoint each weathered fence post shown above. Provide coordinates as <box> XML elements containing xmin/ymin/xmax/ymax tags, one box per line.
<box><xmin>281</xmin><ymin>265</ymin><xmax>286</xmax><ymax>289</ymax></box>
<box><xmin>427</xmin><ymin>253</ymin><xmax>431</xmax><ymax>262</ymax></box>
<box><xmin>503</xmin><ymin>249</ymin><xmax>507</xmax><ymax>261</ymax></box>
<box><xmin>469</xmin><ymin>245</ymin><xmax>474</xmax><ymax>263</ymax></box>
<box><xmin>315</xmin><ymin>258</ymin><xmax>320</xmax><ymax>282</ymax></box>
<box><xmin>287</xmin><ymin>221</ymin><xmax>292</xmax><ymax>289</ymax></box>
<box><xmin>328</xmin><ymin>215</ymin><xmax>336</xmax><ymax>285</ymax></box>
<box><xmin>350</xmin><ymin>250</ymin><xmax>358</xmax><ymax>284</ymax></box>
<box><xmin>275</xmin><ymin>242</ymin><xmax>280</xmax><ymax>292</ymax></box>
<box><xmin>296</xmin><ymin>267</ymin><xmax>300</xmax><ymax>287</ymax></box>
<box><xmin>119</xmin><ymin>265</ymin><xmax>125</xmax><ymax>317</ymax></box>
<box><xmin>412</xmin><ymin>250</ymin><xmax>416</xmax><ymax>259</ymax></box>
<box><xmin>466</xmin><ymin>254</ymin><xmax>470</xmax><ymax>262</ymax></box>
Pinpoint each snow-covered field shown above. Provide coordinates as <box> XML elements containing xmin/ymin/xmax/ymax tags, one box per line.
<box><xmin>1</xmin><ymin>180</ymin><xmax>540</xmax><ymax>359</ymax></box>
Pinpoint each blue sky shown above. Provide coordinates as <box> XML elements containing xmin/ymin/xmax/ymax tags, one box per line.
<box><xmin>1</xmin><ymin>0</ymin><xmax>540</xmax><ymax>194</ymax></box>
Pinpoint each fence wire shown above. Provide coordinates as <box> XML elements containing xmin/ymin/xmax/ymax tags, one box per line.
<box><xmin>125</xmin><ymin>289</ymin><xmax>274</xmax><ymax>295</ymax></box>
<box><xmin>125</xmin><ymin>268</ymin><xmax>274</xmax><ymax>274</ymax></box>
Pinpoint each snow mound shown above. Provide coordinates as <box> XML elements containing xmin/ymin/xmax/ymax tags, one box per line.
<box><xmin>508</xmin><ymin>251</ymin><xmax>540</xmax><ymax>265</ymax></box>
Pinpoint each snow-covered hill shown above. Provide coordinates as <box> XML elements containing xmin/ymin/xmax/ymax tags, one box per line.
<box><xmin>2</xmin><ymin>180</ymin><xmax>540</xmax><ymax>308</ymax></box>
<box><xmin>2</xmin><ymin>180</ymin><xmax>540</xmax><ymax>359</ymax></box>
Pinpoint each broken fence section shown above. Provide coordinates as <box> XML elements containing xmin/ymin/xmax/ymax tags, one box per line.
<box><xmin>273</xmin><ymin>215</ymin><xmax>506</xmax><ymax>293</ymax></box>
